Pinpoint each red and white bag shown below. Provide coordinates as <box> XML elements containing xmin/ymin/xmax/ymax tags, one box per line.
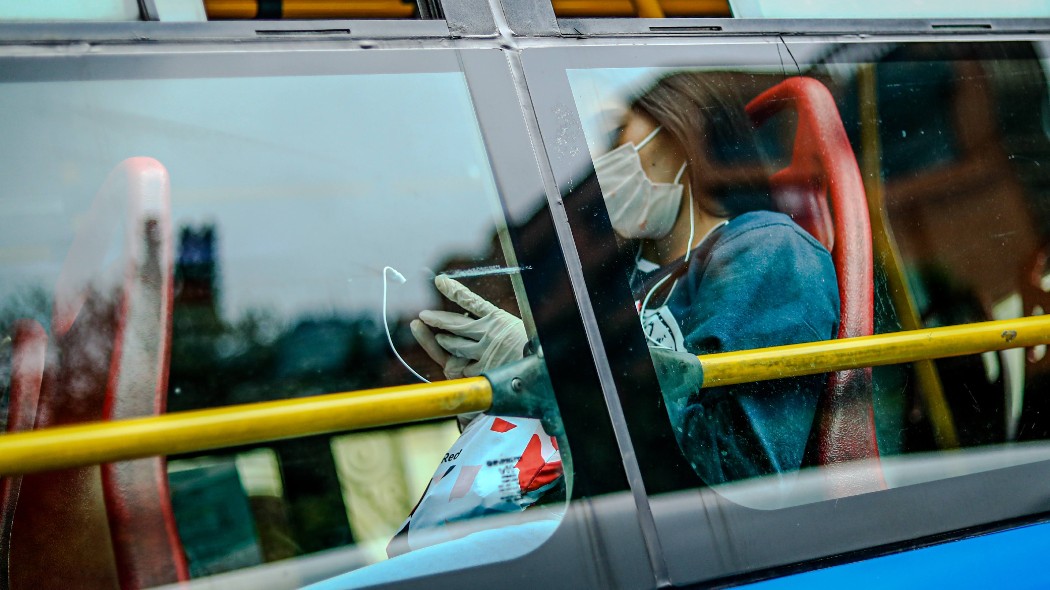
<box><xmin>388</xmin><ymin>413</ymin><xmax>563</xmax><ymax>556</ymax></box>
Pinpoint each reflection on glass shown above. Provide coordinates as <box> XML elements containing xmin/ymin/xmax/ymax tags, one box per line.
<box><xmin>567</xmin><ymin>41</ymin><xmax>1050</xmax><ymax>506</ymax></box>
<box><xmin>0</xmin><ymin>70</ymin><xmax>563</xmax><ymax>587</ymax></box>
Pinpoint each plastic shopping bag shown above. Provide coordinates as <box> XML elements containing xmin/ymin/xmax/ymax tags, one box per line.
<box><xmin>387</xmin><ymin>413</ymin><xmax>563</xmax><ymax>557</ymax></box>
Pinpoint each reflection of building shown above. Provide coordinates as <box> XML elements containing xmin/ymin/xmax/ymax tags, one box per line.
<box><xmin>169</xmin><ymin>225</ymin><xmax>358</xmax><ymax>569</ymax></box>
<box><xmin>175</xmin><ymin>225</ymin><xmax>220</xmax><ymax>317</ymax></box>
<box><xmin>167</xmin><ymin>222</ymin><xmax>456</xmax><ymax>569</ymax></box>
<box><xmin>170</xmin><ymin>225</ymin><xmax>224</xmax><ymax>413</ymax></box>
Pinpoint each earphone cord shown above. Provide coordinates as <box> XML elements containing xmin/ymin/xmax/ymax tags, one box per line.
<box><xmin>383</xmin><ymin>266</ymin><xmax>430</xmax><ymax>383</ymax></box>
<box><xmin>638</xmin><ymin>192</ymin><xmax>727</xmax><ymax>346</ymax></box>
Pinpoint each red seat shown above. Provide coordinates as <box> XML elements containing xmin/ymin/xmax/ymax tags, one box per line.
<box><xmin>747</xmin><ymin>78</ymin><xmax>884</xmax><ymax>493</ymax></box>
<box><xmin>10</xmin><ymin>158</ymin><xmax>188</xmax><ymax>589</ymax></box>
<box><xmin>97</xmin><ymin>159</ymin><xmax>187</xmax><ymax>590</ymax></box>
<box><xmin>0</xmin><ymin>320</ymin><xmax>47</xmax><ymax>589</ymax></box>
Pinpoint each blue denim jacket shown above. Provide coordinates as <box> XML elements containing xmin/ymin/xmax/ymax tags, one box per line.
<box><xmin>631</xmin><ymin>210</ymin><xmax>840</xmax><ymax>484</ymax></box>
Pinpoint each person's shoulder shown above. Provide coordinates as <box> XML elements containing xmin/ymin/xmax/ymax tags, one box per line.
<box><xmin>720</xmin><ymin>210</ymin><xmax>829</xmax><ymax>253</ymax></box>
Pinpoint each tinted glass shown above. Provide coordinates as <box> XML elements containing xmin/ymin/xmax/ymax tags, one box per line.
<box><xmin>525</xmin><ymin>38</ymin><xmax>1050</xmax><ymax>586</ymax></box>
<box><xmin>0</xmin><ymin>51</ymin><xmax>572</xmax><ymax>588</ymax></box>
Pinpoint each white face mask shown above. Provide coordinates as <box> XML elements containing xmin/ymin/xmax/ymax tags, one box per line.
<box><xmin>594</xmin><ymin>126</ymin><xmax>688</xmax><ymax>240</ymax></box>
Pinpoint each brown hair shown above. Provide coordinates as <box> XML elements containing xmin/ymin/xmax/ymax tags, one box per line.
<box><xmin>631</xmin><ymin>71</ymin><xmax>776</xmax><ymax>217</ymax></box>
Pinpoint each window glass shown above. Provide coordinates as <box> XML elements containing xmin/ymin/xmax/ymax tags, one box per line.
<box><xmin>524</xmin><ymin>38</ymin><xmax>1050</xmax><ymax>585</ymax></box>
<box><xmin>568</xmin><ymin>64</ymin><xmax>841</xmax><ymax>492</ymax></box>
<box><xmin>0</xmin><ymin>53</ymin><xmax>570</xmax><ymax>588</ymax></box>
<box><xmin>565</xmin><ymin>41</ymin><xmax>1050</xmax><ymax>496</ymax></box>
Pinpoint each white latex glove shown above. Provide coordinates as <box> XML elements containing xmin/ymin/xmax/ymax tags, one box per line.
<box><xmin>411</xmin><ymin>275</ymin><xmax>528</xmax><ymax>379</ymax></box>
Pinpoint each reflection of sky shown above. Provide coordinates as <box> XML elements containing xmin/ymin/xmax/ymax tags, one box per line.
<box><xmin>568</xmin><ymin>65</ymin><xmax>791</xmax><ymax>159</ymax></box>
<box><xmin>0</xmin><ymin>72</ymin><xmax>504</xmax><ymax>320</ymax></box>
<box><xmin>567</xmin><ymin>68</ymin><xmax>662</xmax><ymax>159</ymax></box>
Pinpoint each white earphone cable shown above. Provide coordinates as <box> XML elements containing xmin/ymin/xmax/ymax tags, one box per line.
<box><xmin>383</xmin><ymin>266</ymin><xmax>430</xmax><ymax>383</ymax></box>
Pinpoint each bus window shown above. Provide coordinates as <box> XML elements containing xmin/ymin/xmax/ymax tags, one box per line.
<box><xmin>522</xmin><ymin>37</ymin><xmax>1050</xmax><ymax>587</ymax></box>
<box><xmin>0</xmin><ymin>46</ymin><xmax>598</xmax><ymax>589</ymax></box>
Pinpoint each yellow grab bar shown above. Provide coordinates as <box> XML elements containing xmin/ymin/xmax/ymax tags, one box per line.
<box><xmin>0</xmin><ymin>315</ymin><xmax>1046</xmax><ymax>476</ymax></box>
<box><xmin>0</xmin><ymin>378</ymin><xmax>491</xmax><ymax>476</ymax></box>
<box><xmin>700</xmin><ymin>315</ymin><xmax>1049</xmax><ymax>387</ymax></box>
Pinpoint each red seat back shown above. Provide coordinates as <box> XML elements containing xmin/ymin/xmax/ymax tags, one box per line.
<box><xmin>0</xmin><ymin>320</ymin><xmax>47</xmax><ymax>590</ymax></box>
<box><xmin>10</xmin><ymin>158</ymin><xmax>187</xmax><ymax>589</ymax></box>
<box><xmin>97</xmin><ymin>159</ymin><xmax>187</xmax><ymax>589</ymax></box>
<box><xmin>746</xmin><ymin>78</ymin><xmax>883</xmax><ymax>491</ymax></box>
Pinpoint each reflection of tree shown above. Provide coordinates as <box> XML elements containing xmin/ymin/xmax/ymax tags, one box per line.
<box><xmin>0</xmin><ymin>285</ymin><xmax>52</xmax><ymax>337</ymax></box>
<box><xmin>169</xmin><ymin>224</ymin><xmax>354</xmax><ymax>558</ymax></box>
<box><xmin>0</xmin><ymin>285</ymin><xmax>53</xmax><ymax>427</ymax></box>
<box><xmin>168</xmin><ymin>222</ymin><xmax>520</xmax><ymax>560</ymax></box>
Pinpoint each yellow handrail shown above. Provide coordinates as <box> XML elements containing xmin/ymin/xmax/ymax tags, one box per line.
<box><xmin>0</xmin><ymin>316</ymin><xmax>1046</xmax><ymax>476</ymax></box>
<box><xmin>0</xmin><ymin>378</ymin><xmax>491</xmax><ymax>476</ymax></box>
<box><xmin>700</xmin><ymin>316</ymin><xmax>1049</xmax><ymax>387</ymax></box>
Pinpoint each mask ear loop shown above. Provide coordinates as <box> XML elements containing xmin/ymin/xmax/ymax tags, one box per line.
<box><xmin>383</xmin><ymin>266</ymin><xmax>431</xmax><ymax>383</ymax></box>
<box><xmin>675</xmin><ymin>162</ymin><xmax>695</xmax><ymax>264</ymax></box>
<box><xmin>635</xmin><ymin>125</ymin><xmax>663</xmax><ymax>151</ymax></box>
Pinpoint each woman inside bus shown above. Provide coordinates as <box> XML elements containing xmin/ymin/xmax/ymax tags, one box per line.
<box><xmin>414</xmin><ymin>72</ymin><xmax>840</xmax><ymax>487</ymax></box>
